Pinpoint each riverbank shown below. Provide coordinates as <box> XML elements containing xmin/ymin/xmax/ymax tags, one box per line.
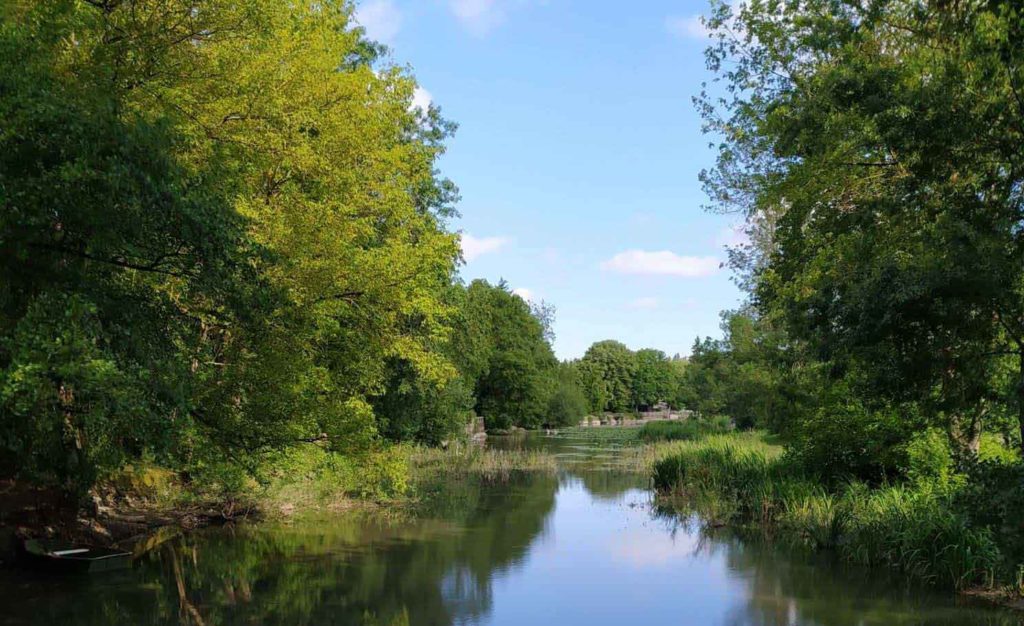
<box><xmin>650</xmin><ymin>432</ymin><xmax>1024</xmax><ymax>604</ymax></box>
<box><xmin>0</xmin><ymin>442</ymin><xmax>569</xmax><ymax>565</ymax></box>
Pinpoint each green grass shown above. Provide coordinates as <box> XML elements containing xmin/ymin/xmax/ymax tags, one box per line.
<box><xmin>411</xmin><ymin>446</ymin><xmax>558</xmax><ymax>480</ymax></box>
<box><xmin>652</xmin><ymin>432</ymin><xmax>999</xmax><ymax>590</ymax></box>
<box><xmin>556</xmin><ymin>425</ymin><xmax>643</xmax><ymax>443</ymax></box>
<box><xmin>638</xmin><ymin>417</ymin><xmax>733</xmax><ymax>442</ymax></box>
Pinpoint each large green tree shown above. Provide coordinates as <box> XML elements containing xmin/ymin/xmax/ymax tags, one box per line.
<box><xmin>631</xmin><ymin>349</ymin><xmax>675</xmax><ymax>411</ymax></box>
<box><xmin>579</xmin><ymin>340</ymin><xmax>636</xmax><ymax>413</ymax></box>
<box><xmin>0</xmin><ymin>0</ymin><xmax>461</xmax><ymax>496</ymax></box>
<box><xmin>700</xmin><ymin>1</ymin><xmax>1024</xmax><ymax>454</ymax></box>
<box><xmin>460</xmin><ymin>280</ymin><xmax>558</xmax><ymax>430</ymax></box>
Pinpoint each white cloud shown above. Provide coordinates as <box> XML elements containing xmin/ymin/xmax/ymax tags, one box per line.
<box><xmin>665</xmin><ymin>14</ymin><xmax>710</xmax><ymax>40</ymax></box>
<box><xmin>449</xmin><ymin>0</ymin><xmax>504</xmax><ymax>36</ymax></box>
<box><xmin>611</xmin><ymin>530</ymin><xmax>698</xmax><ymax>568</ymax></box>
<box><xmin>460</xmin><ymin>233</ymin><xmax>509</xmax><ymax>262</ymax></box>
<box><xmin>600</xmin><ymin>250</ymin><xmax>720</xmax><ymax>277</ymax></box>
<box><xmin>628</xmin><ymin>297</ymin><xmax>659</xmax><ymax>310</ymax></box>
<box><xmin>411</xmin><ymin>86</ymin><xmax>432</xmax><ymax>111</ymax></box>
<box><xmin>512</xmin><ymin>287</ymin><xmax>534</xmax><ymax>302</ymax></box>
<box><xmin>355</xmin><ymin>0</ymin><xmax>403</xmax><ymax>43</ymax></box>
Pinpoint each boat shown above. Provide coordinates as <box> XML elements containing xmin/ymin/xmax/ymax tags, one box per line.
<box><xmin>20</xmin><ymin>539</ymin><xmax>132</xmax><ymax>573</ymax></box>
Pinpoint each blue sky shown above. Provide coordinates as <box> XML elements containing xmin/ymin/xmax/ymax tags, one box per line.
<box><xmin>355</xmin><ymin>0</ymin><xmax>745</xmax><ymax>360</ymax></box>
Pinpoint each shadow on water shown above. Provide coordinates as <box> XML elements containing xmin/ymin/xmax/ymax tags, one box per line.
<box><xmin>1</xmin><ymin>431</ymin><xmax>1021</xmax><ymax>625</ymax></box>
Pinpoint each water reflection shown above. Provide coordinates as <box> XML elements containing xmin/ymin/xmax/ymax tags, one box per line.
<box><xmin>1</xmin><ymin>433</ymin><xmax>1020</xmax><ymax>625</ymax></box>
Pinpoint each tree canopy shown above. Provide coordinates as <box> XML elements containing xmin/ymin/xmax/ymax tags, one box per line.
<box><xmin>690</xmin><ymin>0</ymin><xmax>1024</xmax><ymax>478</ymax></box>
<box><xmin>0</xmin><ymin>0</ymin><xmax>461</xmax><ymax>495</ymax></box>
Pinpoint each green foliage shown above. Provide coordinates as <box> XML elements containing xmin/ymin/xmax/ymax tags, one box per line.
<box><xmin>0</xmin><ymin>0</ymin><xmax>461</xmax><ymax>499</ymax></box>
<box><xmin>784</xmin><ymin>391</ymin><xmax>920</xmax><ymax>485</ymax></box>
<box><xmin>579</xmin><ymin>340</ymin><xmax>636</xmax><ymax>412</ymax></box>
<box><xmin>700</xmin><ymin>0</ymin><xmax>1024</xmax><ymax>456</ymax></box>
<box><xmin>637</xmin><ymin>417</ymin><xmax>732</xmax><ymax>443</ymax></box>
<box><xmin>904</xmin><ymin>429</ymin><xmax>959</xmax><ymax>489</ymax></box>
<box><xmin>631</xmin><ymin>349</ymin><xmax>674</xmax><ymax>411</ymax></box>
<box><xmin>653</xmin><ymin>433</ymin><xmax>999</xmax><ymax>589</ymax></box>
<box><xmin>458</xmin><ymin>280</ymin><xmax>558</xmax><ymax>430</ymax></box>
<box><xmin>955</xmin><ymin>459</ymin><xmax>1024</xmax><ymax>578</ymax></box>
<box><xmin>373</xmin><ymin>358</ymin><xmax>475</xmax><ymax>446</ymax></box>
<box><xmin>679</xmin><ymin>310</ymin><xmax>811</xmax><ymax>432</ymax></box>
<box><xmin>546</xmin><ymin>363</ymin><xmax>589</xmax><ymax>427</ymax></box>
<box><xmin>574</xmin><ymin>341</ymin><xmax>689</xmax><ymax>414</ymax></box>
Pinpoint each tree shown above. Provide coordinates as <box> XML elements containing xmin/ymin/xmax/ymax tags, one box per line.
<box><xmin>579</xmin><ymin>341</ymin><xmax>636</xmax><ymax>413</ymax></box>
<box><xmin>631</xmin><ymin>349</ymin><xmax>675</xmax><ymax>411</ymax></box>
<box><xmin>699</xmin><ymin>1</ymin><xmax>1024</xmax><ymax>454</ymax></box>
<box><xmin>575</xmin><ymin>358</ymin><xmax>610</xmax><ymax>415</ymax></box>
<box><xmin>460</xmin><ymin>280</ymin><xmax>557</xmax><ymax>430</ymax></box>
<box><xmin>546</xmin><ymin>362</ymin><xmax>589</xmax><ymax>427</ymax></box>
<box><xmin>0</xmin><ymin>0</ymin><xmax>462</xmax><ymax>497</ymax></box>
<box><xmin>667</xmin><ymin>357</ymin><xmax>690</xmax><ymax>410</ymax></box>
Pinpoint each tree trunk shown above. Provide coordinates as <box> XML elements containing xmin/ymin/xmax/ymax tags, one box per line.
<box><xmin>949</xmin><ymin>409</ymin><xmax>983</xmax><ymax>457</ymax></box>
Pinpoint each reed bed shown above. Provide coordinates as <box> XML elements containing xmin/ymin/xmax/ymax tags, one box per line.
<box><xmin>652</xmin><ymin>433</ymin><xmax>999</xmax><ymax>590</ymax></box>
<box><xmin>637</xmin><ymin>416</ymin><xmax>733</xmax><ymax>442</ymax></box>
<box><xmin>411</xmin><ymin>446</ymin><xmax>558</xmax><ymax>480</ymax></box>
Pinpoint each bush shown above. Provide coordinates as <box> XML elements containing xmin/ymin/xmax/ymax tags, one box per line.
<box><xmin>904</xmin><ymin>428</ymin><xmax>958</xmax><ymax>489</ymax></box>
<box><xmin>546</xmin><ymin>380</ymin><xmax>589</xmax><ymax>427</ymax></box>
<box><xmin>784</xmin><ymin>396</ymin><xmax>917</xmax><ymax>485</ymax></box>
<box><xmin>955</xmin><ymin>459</ymin><xmax>1024</xmax><ymax>578</ymax></box>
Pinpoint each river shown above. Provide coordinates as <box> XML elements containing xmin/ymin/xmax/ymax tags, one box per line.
<box><xmin>1</xmin><ymin>432</ymin><xmax>1020</xmax><ymax>625</ymax></box>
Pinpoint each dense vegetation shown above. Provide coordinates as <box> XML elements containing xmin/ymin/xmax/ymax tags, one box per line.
<box><xmin>571</xmin><ymin>341</ymin><xmax>689</xmax><ymax>414</ymax></box>
<box><xmin>653</xmin><ymin>434</ymin><xmax>1000</xmax><ymax>590</ymax></box>
<box><xmin>0</xmin><ymin>1</ymin><xmax>588</xmax><ymax>509</ymax></box>
<box><xmin>637</xmin><ymin>417</ymin><xmax>732</xmax><ymax>443</ymax></box>
<box><xmin>0</xmin><ymin>1</ymin><xmax>699</xmax><ymax>514</ymax></box>
<box><xmin>0</xmin><ymin>0</ymin><xmax>465</xmax><ymax>503</ymax></box>
<box><xmin>652</xmin><ymin>0</ymin><xmax>1024</xmax><ymax>592</ymax></box>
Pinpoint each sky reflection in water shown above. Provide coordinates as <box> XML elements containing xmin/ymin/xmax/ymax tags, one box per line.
<box><xmin>1</xmin><ymin>434</ymin><xmax>1019</xmax><ymax>626</ymax></box>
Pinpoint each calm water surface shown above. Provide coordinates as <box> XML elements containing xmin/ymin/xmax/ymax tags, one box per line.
<box><xmin>2</xmin><ymin>432</ymin><xmax>1021</xmax><ymax>625</ymax></box>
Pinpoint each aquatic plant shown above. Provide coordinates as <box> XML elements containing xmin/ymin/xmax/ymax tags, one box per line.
<box><xmin>637</xmin><ymin>416</ymin><xmax>733</xmax><ymax>443</ymax></box>
<box><xmin>411</xmin><ymin>447</ymin><xmax>558</xmax><ymax>481</ymax></box>
<box><xmin>652</xmin><ymin>433</ymin><xmax>1000</xmax><ymax>590</ymax></box>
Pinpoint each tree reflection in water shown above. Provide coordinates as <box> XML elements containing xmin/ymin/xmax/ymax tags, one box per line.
<box><xmin>1</xmin><ymin>434</ymin><xmax>1019</xmax><ymax>626</ymax></box>
<box><xmin>0</xmin><ymin>472</ymin><xmax>559</xmax><ymax>626</ymax></box>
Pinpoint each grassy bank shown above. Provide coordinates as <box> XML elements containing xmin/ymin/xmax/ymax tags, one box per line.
<box><xmin>556</xmin><ymin>418</ymin><xmax>733</xmax><ymax>445</ymax></box>
<box><xmin>97</xmin><ymin>444</ymin><xmax>560</xmax><ymax>521</ymax></box>
<box><xmin>652</xmin><ymin>433</ymin><xmax>1001</xmax><ymax>591</ymax></box>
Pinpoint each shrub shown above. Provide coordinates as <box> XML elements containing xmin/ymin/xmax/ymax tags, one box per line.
<box><xmin>904</xmin><ymin>428</ymin><xmax>958</xmax><ymax>489</ymax></box>
<box><xmin>955</xmin><ymin>459</ymin><xmax>1024</xmax><ymax>577</ymax></box>
<box><xmin>784</xmin><ymin>396</ymin><xmax>917</xmax><ymax>485</ymax></box>
<box><xmin>546</xmin><ymin>380</ymin><xmax>589</xmax><ymax>427</ymax></box>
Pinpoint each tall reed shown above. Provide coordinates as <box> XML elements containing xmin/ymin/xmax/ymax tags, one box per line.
<box><xmin>652</xmin><ymin>433</ymin><xmax>999</xmax><ymax>590</ymax></box>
